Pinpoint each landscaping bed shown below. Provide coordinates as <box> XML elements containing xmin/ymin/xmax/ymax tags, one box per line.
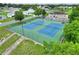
<box><xmin>11</xmin><ymin>40</ymin><xmax>45</xmax><ymax>55</ymax></box>
<box><xmin>0</xmin><ymin>34</ymin><xmax>20</xmax><ymax>54</ymax></box>
<box><xmin>0</xmin><ymin>17</ymin><xmax>14</xmax><ymax>23</ymax></box>
<box><xmin>0</xmin><ymin>29</ymin><xmax>13</xmax><ymax>40</ymax></box>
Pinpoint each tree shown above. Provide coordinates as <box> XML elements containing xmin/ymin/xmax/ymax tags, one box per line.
<box><xmin>41</xmin><ymin>9</ymin><xmax>47</xmax><ymax>17</ymax></box>
<box><xmin>34</xmin><ymin>8</ymin><xmax>47</xmax><ymax>17</ymax></box>
<box><xmin>48</xmin><ymin>5</ymin><xmax>56</xmax><ymax>9</ymax></box>
<box><xmin>69</xmin><ymin>6</ymin><xmax>79</xmax><ymax>22</ymax></box>
<box><xmin>64</xmin><ymin>20</ymin><xmax>79</xmax><ymax>43</ymax></box>
<box><xmin>14</xmin><ymin>11</ymin><xmax>24</xmax><ymax>35</ymax></box>
<box><xmin>21</xmin><ymin>4</ymin><xmax>31</xmax><ymax>10</ymax></box>
<box><xmin>43</xmin><ymin>41</ymin><xmax>60</xmax><ymax>54</ymax></box>
<box><xmin>34</xmin><ymin>8</ymin><xmax>43</xmax><ymax>16</ymax></box>
<box><xmin>0</xmin><ymin>3</ymin><xmax>5</xmax><ymax>7</ymax></box>
<box><xmin>43</xmin><ymin>41</ymin><xmax>79</xmax><ymax>55</ymax></box>
<box><xmin>31</xmin><ymin>4</ymin><xmax>38</xmax><ymax>10</ymax></box>
<box><xmin>14</xmin><ymin>11</ymin><xmax>24</xmax><ymax>21</ymax></box>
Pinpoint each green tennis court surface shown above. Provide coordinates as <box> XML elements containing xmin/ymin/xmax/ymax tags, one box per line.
<box><xmin>9</xmin><ymin>18</ymin><xmax>64</xmax><ymax>43</ymax></box>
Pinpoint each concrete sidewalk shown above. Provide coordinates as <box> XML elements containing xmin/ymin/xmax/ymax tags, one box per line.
<box><xmin>2</xmin><ymin>37</ymin><xmax>24</xmax><ymax>55</ymax></box>
<box><xmin>0</xmin><ymin>33</ymin><xmax>16</xmax><ymax>46</ymax></box>
<box><xmin>0</xmin><ymin>16</ymin><xmax>38</xmax><ymax>27</ymax></box>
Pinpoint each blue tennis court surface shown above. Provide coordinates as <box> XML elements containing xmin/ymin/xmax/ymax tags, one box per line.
<box><xmin>38</xmin><ymin>27</ymin><xmax>59</xmax><ymax>37</ymax></box>
<box><xmin>46</xmin><ymin>23</ymin><xmax>64</xmax><ymax>29</ymax></box>
<box><xmin>23</xmin><ymin>20</ymin><xmax>44</xmax><ymax>30</ymax></box>
<box><xmin>38</xmin><ymin>23</ymin><xmax>64</xmax><ymax>37</ymax></box>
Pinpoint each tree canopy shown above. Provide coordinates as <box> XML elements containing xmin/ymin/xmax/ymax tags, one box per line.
<box><xmin>21</xmin><ymin>4</ymin><xmax>31</xmax><ymax>10</ymax></box>
<box><xmin>34</xmin><ymin>8</ymin><xmax>47</xmax><ymax>17</ymax></box>
<box><xmin>21</xmin><ymin>4</ymin><xmax>38</xmax><ymax>10</ymax></box>
<box><xmin>14</xmin><ymin>11</ymin><xmax>24</xmax><ymax>21</ymax></box>
<box><xmin>64</xmin><ymin>20</ymin><xmax>79</xmax><ymax>43</ymax></box>
<box><xmin>43</xmin><ymin>41</ymin><xmax>79</xmax><ymax>55</ymax></box>
<box><xmin>34</xmin><ymin>8</ymin><xmax>43</xmax><ymax>16</ymax></box>
<box><xmin>69</xmin><ymin>6</ymin><xmax>79</xmax><ymax>22</ymax></box>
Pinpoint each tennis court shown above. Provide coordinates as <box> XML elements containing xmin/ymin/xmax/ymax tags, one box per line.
<box><xmin>46</xmin><ymin>23</ymin><xmax>64</xmax><ymax>29</ymax></box>
<box><xmin>9</xmin><ymin>18</ymin><xmax>64</xmax><ymax>43</ymax></box>
<box><xmin>38</xmin><ymin>27</ymin><xmax>59</xmax><ymax>37</ymax></box>
<box><xmin>23</xmin><ymin>20</ymin><xmax>44</xmax><ymax>30</ymax></box>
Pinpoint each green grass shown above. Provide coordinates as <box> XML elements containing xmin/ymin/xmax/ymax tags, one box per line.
<box><xmin>24</xmin><ymin>14</ymin><xmax>34</xmax><ymax>17</ymax></box>
<box><xmin>11</xmin><ymin>40</ymin><xmax>45</xmax><ymax>55</ymax></box>
<box><xmin>66</xmin><ymin>8</ymin><xmax>72</xmax><ymax>15</ymax></box>
<box><xmin>0</xmin><ymin>34</ymin><xmax>20</xmax><ymax>54</ymax></box>
<box><xmin>0</xmin><ymin>29</ymin><xmax>12</xmax><ymax>40</ymax></box>
<box><xmin>0</xmin><ymin>17</ymin><xmax>14</xmax><ymax>23</ymax></box>
<box><xmin>0</xmin><ymin>12</ymin><xmax>7</xmax><ymax>16</ymax></box>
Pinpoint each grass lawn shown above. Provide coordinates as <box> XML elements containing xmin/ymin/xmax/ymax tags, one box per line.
<box><xmin>0</xmin><ymin>34</ymin><xmax>20</xmax><ymax>54</ymax></box>
<box><xmin>0</xmin><ymin>17</ymin><xmax>14</xmax><ymax>23</ymax></box>
<box><xmin>0</xmin><ymin>12</ymin><xmax>7</xmax><ymax>16</ymax></box>
<box><xmin>24</xmin><ymin>14</ymin><xmax>34</xmax><ymax>17</ymax></box>
<box><xmin>66</xmin><ymin>8</ymin><xmax>72</xmax><ymax>15</ymax></box>
<box><xmin>11</xmin><ymin>40</ymin><xmax>45</xmax><ymax>55</ymax></box>
<box><xmin>0</xmin><ymin>29</ymin><xmax>12</xmax><ymax>40</ymax></box>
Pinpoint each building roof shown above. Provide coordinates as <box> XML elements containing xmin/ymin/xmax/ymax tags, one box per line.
<box><xmin>23</xmin><ymin>8</ymin><xmax>35</xmax><ymax>15</ymax></box>
<box><xmin>27</xmin><ymin>8</ymin><xmax>35</xmax><ymax>13</ymax></box>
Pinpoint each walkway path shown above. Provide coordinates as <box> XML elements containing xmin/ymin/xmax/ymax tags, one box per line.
<box><xmin>0</xmin><ymin>16</ymin><xmax>38</xmax><ymax>27</ymax></box>
<box><xmin>2</xmin><ymin>37</ymin><xmax>24</xmax><ymax>55</ymax></box>
<box><xmin>0</xmin><ymin>33</ymin><xmax>16</xmax><ymax>46</ymax></box>
<box><xmin>15</xmin><ymin>32</ymin><xmax>43</xmax><ymax>46</ymax></box>
<box><xmin>0</xmin><ymin>20</ymin><xmax>18</xmax><ymax>26</ymax></box>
